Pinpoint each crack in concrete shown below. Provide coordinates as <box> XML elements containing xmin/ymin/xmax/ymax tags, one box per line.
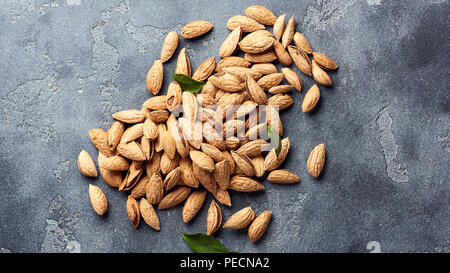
<box><xmin>302</xmin><ymin>0</ymin><xmax>359</xmax><ymax>30</ymax></box>
<box><xmin>376</xmin><ymin>106</ymin><xmax>410</xmax><ymax>183</ymax></box>
<box><xmin>40</xmin><ymin>195</ymin><xmax>80</xmax><ymax>253</ymax></box>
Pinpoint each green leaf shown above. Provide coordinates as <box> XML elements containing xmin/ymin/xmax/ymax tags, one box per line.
<box><xmin>268</xmin><ymin>125</ymin><xmax>281</xmax><ymax>156</ymax></box>
<box><xmin>181</xmin><ymin>233</ymin><xmax>231</xmax><ymax>253</ymax></box>
<box><xmin>172</xmin><ymin>71</ymin><xmax>206</xmax><ymax>93</ymax></box>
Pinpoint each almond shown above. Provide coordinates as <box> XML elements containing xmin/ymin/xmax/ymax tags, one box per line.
<box><xmin>312</xmin><ymin>52</ymin><xmax>338</xmax><ymax>70</ymax></box>
<box><xmin>112</xmin><ymin>110</ymin><xmax>146</xmax><ymax>124</ymax></box>
<box><xmin>160</xmin><ymin>152</ymin><xmax>179</xmax><ymax>175</ymax></box>
<box><xmin>302</xmin><ymin>84</ymin><xmax>320</xmax><ymax>112</ymax></box>
<box><xmin>287</xmin><ymin>45</ymin><xmax>312</xmax><ymax>76</ymax></box>
<box><xmin>236</xmin><ymin>139</ymin><xmax>268</xmax><ymax>157</ymax></box>
<box><xmin>189</xmin><ymin>151</ymin><xmax>215</xmax><ymax>172</ymax></box>
<box><xmin>311</xmin><ymin>60</ymin><xmax>332</xmax><ymax>86</ymax></box>
<box><xmin>163</xmin><ymin>167</ymin><xmax>182</xmax><ymax>191</ymax></box>
<box><xmin>281</xmin><ymin>16</ymin><xmax>295</xmax><ymax>48</ymax></box>
<box><xmin>182</xmin><ymin>190</ymin><xmax>207</xmax><ymax>223</ymax></box>
<box><xmin>117</xmin><ymin>141</ymin><xmax>146</xmax><ymax>161</ymax></box>
<box><xmin>307</xmin><ymin>143</ymin><xmax>326</xmax><ymax>178</ymax></box>
<box><xmin>209</xmin><ymin>72</ymin><xmax>244</xmax><ymax>92</ymax></box>
<box><xmin>273</xmin><ymin>14</ymin><xmax>285</xmax><ymax>41</ymax></box>
<box><xmin>216</xmin><ymin>56</ymin><xmax>251</xmax><ymax>72</ymax></box>
<box><xmin>267</xmin><ymin>169</ymin><xmax>299</xmax><ymax>184</ymax></box>
<box><xmin>192</xmin><ymin>57</ymin><xmax>216</xmax><ymax>82</ymax></box>
<box><xmin>268</xmin><ymin>85</ymin><xmax>292</xmax><ymax>94</ymax></box>
<box><xmin>251</xmin><ymin>155</ymin><xmax>265</xmax><ymax>177</ymax></box>
<box><xmin>142</xmin><ymin>95</ymin><xmax>168</xmax><ymax>110</ymax></box>
<box><xmin>146</xmin><ymin>151</ymin><xmax>161</xmax><ymax>177</ymax></box>
<box><xmin>213</xmin><ymin>188</ymin><xmax>232</xmax><ymax>207</ymax></box>
<box><xmin>227</xmin><ymin>15</ymin><xmax>265</xmax><ymax>32</ymax></box>
<box><xmin>281</xmin><ymin>67</ymin><xmax>302</xmax><ymax>92</ymax></box>
<box><xmin>107</xmin><ymin>121</ymin><xmax>124</xmax><ymax>149</ymax></box>
<box><xmin>268</xmin><ymin>94</ymin><xmax>293</xmax><ymax>110</ymax></box>
<box><xmin>193</xmin><ymin>162</ymin><xmax>217</xmax><ymax>194</ymax></box>
<box><xmin>244</xmin><ymin>50</ymin><xmax>277</xmax><ymax>63</ymax></box>
<box><xmin>119</xmin><ymin>160</ymin><xmax>144</xmax><ymax>191</ymax></box>
<box><xmin>176</xmin><ymin>48</ymin><xmax>191</xmax><ymax>77</ymax></box>
<box><xmin>248</xmin><ymin>211</ymin><xmax>272</xmax><ymax>242</ymax></box>
<box><xmin>273</xmin><ymin>40</ymin><xmax>292</xmax><ymax>66</ymax></box>
<box><xmin>257</xmin><ymin>73</ymin><xmax>284</xmax><ymax>91</ymax></box>
<box><xmin>147</xmin><ymin>110</ymin><xmax>169</xmax><ymax>123</ymax></box>
<box><xmin>89</xmin><ymin>184</ymin><xmax>107</xmax><ymax>215</ymax></box>
<box><xmin>179</xmin><ymin>157</ymin><xmax>199</xmax><ymax>188</ymax></box>
<box><xmin>160</xmin><ymin>31</ymin><xmax>178</xmax><ymax>63</ymax></box>
<box><xmin>145</xmin><ymin>174</ymin><xmax>164</xmax><ymax>204</ymax></box>
<box><xmin>207</xmin><ymin>200</ymin><xmax>222</xmax><ymax>235</ymax></box>
<box><xmin>98</xmin><ymin>154</ymin><xmax>129</xmax><ymax>171</ymax></box>
<box><xmin>126</xmin><ymin>196</ymin><xmax>140</xmax><ymax>228</ymax></box>
<box><xmin>200</xmin><ymin>80</ymin><xmax>219</xmax><ymax>97</ymax></box>
<box><xmin>244</xmin><ymin>6</ymin><xmax>276</xmax><ymax>25</ymax></box>
<box><xmin>293</xmin><ymin>32</ymin><xmax>312</xmax><ymax>55</ymax></box>
<box><xmin>238</xmin><ymin>34</ymin><xmax>274</xmax><ymax>54</ymax></box>
<box><xmin>120</xmin><ymin>123</ymin><xmax>144</xmax><ymax>143</ymax></box>
<box><xmin>264</xmin><ymin>137</ymin><xmax>290</xmax><ymax>171</ymax></box>
<box><xmin>99</xmin><ymin>167</ymin><xmax>122</xmax><ymax>188</ymax></box>
<box><xmin>161</xmin><ymin>127</ymin><xmax>177</xmax><ymax>159</ymax></box>
<box><xmin>77</xmin><ymin>149</ymin><xmax>98</xmax><ymax>177</ymax></box>
<box><xmin>246</xmin><ymin>75</ymin><xmax>268</xmax><ymax>105</ymax></box>
<box><xmin>251</xmin><ymin>63</ymin><xmax>277</xmax><ymax>75</ymax></box>
<box><xmin>166</xmin><ymin>81</ymin><xmax>183</xmax><ymax>111</ymax></box>
<box><xmin>89</xmin><ymin>128</ymin><xmax>114</xmax><ymax>157</ymax></box>
<box><xmin>140</xmin><ymin>198</ymin><xmax>160</xmax><ymax>231</ymax></box>
<box><xmin>222</xmin><ymin>67</ymin><xmax>262</xmax><ymax>81</ymax></box>
<box><xmin>220</xmin><ymin>26</ymin><xmax>241</xmax><ymax>58</ymax></box>
<box><xmin>229</xmin><ymin>175</ymin><xmax>264</xmax><ymax>192</ymax></box>
<box><xmin>181</xmin><ymin>20</ymin><xmax>213</xmax><ymax>39</ymax></box>
<box><xmin>266</xmin><ymin>105</ymin><xmax>283</xmax><ymax>136</ymax></box>
<box><xmin>223</xmin><ymin>207</ymin><xmax>255</xmax><ymax>229</ymax></box>
<box><xmin>201</xmin><ymin>143</ymin><xmax>226</xmax><ymax>162</ymax></box>
<box><xmin>214</xmin><ymin>160</ymin><xmax>231</xmax><ymax>190</ymax></box>
<box><xmin>146</xmin><ymin>60</ymin><xmax>163</xmax><ymax>95</ymax></box>
<box><xmin>130</xmin><ymin>176</ymin><xmax>150</xmax><ymax>199</ymax></box>
<box><xmin>158</xmin><ymin>186</ymin><xmax>191</xmax><ymax>210</ymax></box>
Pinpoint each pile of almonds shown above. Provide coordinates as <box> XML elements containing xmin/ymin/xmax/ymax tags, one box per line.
<box><xmin>77</xmin><ymin>5</ymin><xmax>334</xmax><ymax>244</ymax></box>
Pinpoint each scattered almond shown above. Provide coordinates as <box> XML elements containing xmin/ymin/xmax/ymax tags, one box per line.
<box><xmin>89</xmin><ymin>184</ymin><xmax>107</xmax><ymax>215</ymax></box>
<box><xmin>307</xmin><ymin>143</ymin><xmax>326</xmax><ymax>178</ymax></box>
<box><xmin>223</xmin><ymin>207</ymin><xmax>255</xmax><ymax>229</ymax></box>
<box><xmin>248</xmin><ymin>211</ymin><xmax>272</xmax><ymax>242</ymax></box>
<box><xmin>302</xmin><ymin>84</ymin><xmax>320</xmax><ymax>112</ymax></box>
<box><xmin>77</xmin><ymin>150</ymin><xmax>98</xmax><ymax>177</ymax></box>
<box><xmin>181</xmin><ymin>20</ymin><xmax>213</xmax><ymax>39</ymax></box>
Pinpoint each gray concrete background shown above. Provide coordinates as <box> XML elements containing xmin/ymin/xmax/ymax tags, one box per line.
<box><xmin>0</xmin><ymin>0</ymin><xmax>449</xmax><ymax>253</ymax></box>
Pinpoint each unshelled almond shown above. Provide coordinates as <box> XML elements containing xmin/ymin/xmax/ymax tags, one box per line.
<box><xmin>251</xmin><ymin>63</ymin><xmax>277</xmax><ymax>75</ymax></box>
<box><xmin>142</xmin><ymin>95</ymin><xmax>168</xmax><ymax>111</ymax></box>
<box><xmin>268</xmin><ymin>94</ymin><xmax>293</xmax><ymax>110</ymax></box>
<box><xmin>244</xmin><ymin>6</ymin><xmax>276</xmax><ymax>26</ymax></box>
<box><xmin>216</xmin><ymin>56</ymin><xmax>251</xmax><ymax>72</ymax></box>
<box><xmin>176</xmin><ymin>48</ymin><xmax>191</xmax><ymax>76</ymax></box>
<box><xmin>146</xmin><ymin>60</ymin><xmax>163</xmax><ymax>95</ymax></box>
<box><xmin>246</xmin><ymin>75</ymin><xmax>268</xmax><ymax>105</ymax></box>
<box><xmin>281</xmin><ymin>67</ymin><xmax>302</xmax><ymax>92</ymax></box>
<box><xmin>126</xmin><ymin>196</ymin><xmax>140</xmax><ymax>228</ymax></box>
<box><xmin>146</xmin><ymin>174</ymin><xmax>164</xmax><ymax>204</ymax></box>
<box><xmin>288</xmin><ymin>45</ymin><xmax>312</xmax><ymax>76</ymax></box>
<box><xmin>311</xmin><ymin>60</ymin><xmax>332</xmax><ymax>86</ymax></box>
<box><xmin>244</xmin><ymin>50</ymin><xmax>277</xmax><ymax>63</ymax></box>
<box><xmin>107</xmin><ymin>121</ymin><xmax>124</xmax><ymax>149</ymax></box>
<box><xmin>312</xmin><ymin>52</ymin><xmax>338</xmax><ymax>70</ymax></box>
<box><xmin>293</xmin><ymin>32</ymin><xmax>312</xmax><ymax>54</ymax></box>
<box><xmin>214</xmin><ymin>160</ymin><xmax>231</xmax><ymax>190</ymax></box>
<box><xmin>181</xmin><ymin>21</ymin><xmax>213</xmax><ymax>39</ymax></box>
<box><xmin>207</xmin><ymin>200</ymin><xmax>222</xmax><ymax>235</ymax></box>
<box><xmin>220</xmin><ymin>26</ymin><xmax>241</xmax><ymax>58</ymax></box>
<box><xmin>77</xmin><ymin>149</ymin><xmax>97</xmax><ymax>177</ymax></box>
<box><xmin>273</xmin><ymin>40</ymin><xmax>292</xmax><ymax>66</ymax></box>
<box><xmin>281</xmin><ymin>16</ymin><xmax>295</xmax><ymax>48</ymax></box>
<box><xmin>273</xmin><ymin>14</ymin><xmax>285</xmax><ymax>41</ymax></box>
<box><xmin>302</xmin><ymin>84</ymin><xmax>320</xmax><ymax>112</ymax></box>
<box><xmin>182</xmin><ymin>190</ymin><xmax>207</xmax><ymax>223</ymax></box>
<box><xmin>140</xmin><ymin>198</ymin><xmax>160</xmax><ymax>231</ymax></box>
<box><xmin>112</xmin><ymin>110</ymin><xmax>146</xmax><ymax>124</ymax></box>
<box><xmin>257</xmin><ymin>73</ymin><xmax>284</xmax><ymax>91</ymax></box>
<box><xmin>229</xmin><ymin>175</ymin><xmax>264</xmax><ymax>192</ymax></box>
<box><xmin>248</xmin><ymin>211</ymin><xmax>272</xmax><ymax>242</ymax></box>
<box><xmin>223</xmin><ymin>207</ymin><xmax>255</xmax><ymax>229</ymax></box>
<box><xmin>227</xmin><ymin>15</ymin><xmax>265</xmax><ymax>32</ymax></box>
<box><xmin>307</xmin><ymin>143</ymin><xmax>326</xmax><ymax>178</ymax></box>
<box><xmin>158</xmin><ymin>186</ymin><xmax>191</xmax><ymax>210</ymax></box>
<box><xmin>160</xmin><ymin>31</ymin><xmax>178</xmax><ymax>63</ymax></box>
<box><xmin>89</xmin><ymin>128</ymin><xmax>114</xmax><ymax>157</ymax></box>
<box><xmin>192</xmin><ymin>57</ymin><xmax>216</xmax><ymax>82</ymax></box>
<box><xmin>267</xmin><ymin>169</ymin><xmax>299</xmax><ymax>184</ymax></box>
<box><xmin>89</xmin><ymin>184</ymin><xmax>107</xmax><ymax>215</ymax></box>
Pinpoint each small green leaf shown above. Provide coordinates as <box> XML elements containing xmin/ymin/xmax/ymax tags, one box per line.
<box><xmin>172</xmin><ymin>71</ymin><xmax>205</xmax><ymax>93</ymax></box>
<box><xmin>181</xmin><ymin>233</ymin><xmax>231</xmax><ymax>253</ymax></box>
<box><xmin>268</xmin><ymin>125</ymin><xmax>281</xmax><ymax>156</ymax></box>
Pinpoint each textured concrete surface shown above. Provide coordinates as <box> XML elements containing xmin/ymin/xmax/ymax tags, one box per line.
<box><xmin>0</xmin><ymin>0</ymin><xmax>449</xmax><ymax>253</ymax></box>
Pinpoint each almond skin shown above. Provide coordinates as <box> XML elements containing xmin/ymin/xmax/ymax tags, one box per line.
<box><xmin>227</xmin><ymin>15</ymin><xmax>265</xmax><ymax>32</ymax></box>
<box><xmin>182</xmin><ymin>190</ymin><xmax>207</xmax><ymax>223</ymax></box>
<box><xmin>302</xmin><ymin>84</ymin><xmax>320</xmax><ymax>112</ymax></box>
<box><xmin>140</xmin><ymin>198</ymin><xmax>160</xmax><ymax>231</ymax></box>
<box><xmin>248</xmin><ymin>211</ymin><xmax>272</xmax><ymax>242</ymax></box>
<box><xmin>244</xmin><ymin>6</ymin><xmax>276</xmax><ymax>26</ymax></box>
<box><xmin>312</xmin><ymin>52</ymin><xmax>338</xmax><ymax>70</ymax></box>
<box><xmin>223</xmin><ymin>207</ymin><xmax>255</xmax><ymax>229</ymax></box>
<box><xmin>207</xmin><ymin>200</ymin><xmax>222</xmax><ymax>235</ymax></box>
<box><xmin>307</xmin><ymin>143</ymin><xmax>326</xmax><ymax>178</ymax></box>
<box><xmin>160</xmin><ymin>31</ymin><xmax>178</xmax><ymax>63</ymax></box>
<box><xmin>181</xmin><ymin>20</ymin><xmax>213</xmax><ymax>39</ymax></box>
<box><xmin>89</xmin><ymin>184</ymin><xmax>107</xmax><ymax>216</ymax></box>
<box><xmin>77</xmin><ymin>150</ymin><xmax>98</xmax><ymax>177</ymax></box>
<box><xmin>146</xmin><ymin>60</ymin><xmax>163</xmax><ymax>95</ymax></box>
<box><xmin>267</xmin><ymin>169</ymin><xmax>299</xmax><ymax>184</ymax></box>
